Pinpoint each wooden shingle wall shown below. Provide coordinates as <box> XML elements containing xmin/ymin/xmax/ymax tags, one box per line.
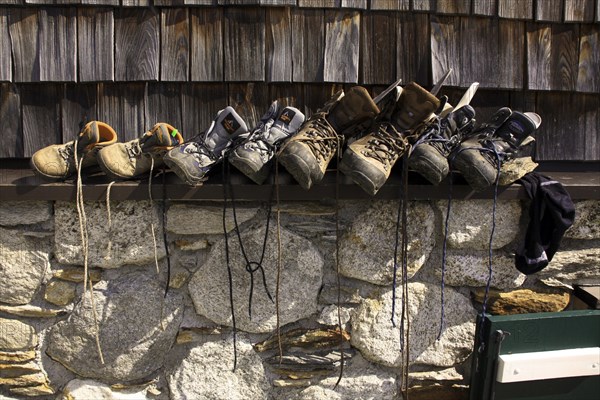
<box><xmin>0</xmin><ymin>0</ymin><xmax>598</xmax><ymax>161</ymax></box>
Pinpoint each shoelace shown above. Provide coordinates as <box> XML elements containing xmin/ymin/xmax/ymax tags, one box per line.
<box><xmin>363</xmin><ymin>123</ymin><xmax>408</xmax><ymax>169</ymax></box>
<box><xmin>296</xmin><ymin>114</ymin><xmax>340</xmax><ymax>162</ymax></box>
<box><xmin>125</xmin><ymin>140</ymin><xmax>143</xmax><ymax>159</ymax></box>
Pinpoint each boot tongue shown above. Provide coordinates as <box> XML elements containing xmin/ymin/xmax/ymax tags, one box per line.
<box><xmin>140</xmin><ymin>123</ymin><xmax>181</xmax><ymax>152</ymax></box>
<box><xmin>326</xmin><ymin>86</ymin><xmax>379</xmax><ymax>135</ymax></box>
<box><xmin>268</xmin><ymin>107</ymin><xmax>306</xmax><ymax>144</ymax></box>
<box><xmin>391</xmin><ymin>82</ymin><xmax>440</xmax><ymax>131</ymax></box>
<box><xmin>76</xmin><ymin>121</ymin><xmax>101</xmax><ymax>153</ymax></box>
<box><xmin>495</xmin><ymin>111</ymin><xmax>539</xmax><ymax>148</ymax></box>
<box><xmin>204</xmin><ymin>107</ymin><xmax>248</xmax><ymax>155</ymax></box>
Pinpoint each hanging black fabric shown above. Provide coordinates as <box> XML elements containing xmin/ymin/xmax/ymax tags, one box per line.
<box><xmin>515</xmin><ymin>172</ymin><xmax>575</xmax><ymax>275</ymax></box>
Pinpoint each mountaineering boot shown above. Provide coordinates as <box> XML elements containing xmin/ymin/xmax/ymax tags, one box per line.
<box><xmin>278</xmin><ymin>86</ymin><xmax>379</xmax><ymax>190</ymax></box>
<box><xmin>408</xmin><ymin>105</ymin><xmax>476</xmax><ymax>185</ymax></box>
<box><xmin>452</xmin><ymin>108</ymin><xmax>542</xmax><ymax>191</ymax></box>
<box><xmin>163</xmin><ymin>106</ymin><xmax>248</xmax><ymax>185</ymax></box>
<box><xmin>339</xmin><ymin>82</ymin><xmax>440</xmax><ymax>195</ymax></box>
<box><xmin>229</xmin><ymin>104</ymin><xmax>306</xmax><ymax>184</ymax></box>
<box><xmin>31</xmin><ymin>121</ymin><xmax>118</xmax><ymax>180</ymax></box>
<box><xmin>97</xmin><ymin>123</ymin><xmax>183</xmax><ymax>180</ymax></box>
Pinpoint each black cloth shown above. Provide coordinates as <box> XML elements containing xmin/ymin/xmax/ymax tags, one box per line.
<box><xmin>515</xmin><ymin>172</ymin><xmax>575</xmax><ymax>274</ymax></box>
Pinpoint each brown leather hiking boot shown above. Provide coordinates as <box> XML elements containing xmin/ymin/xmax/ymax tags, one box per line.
<box><xmin>339</xmin><ymin>82</ymin><xmax>440</xmax><ymax>195</ymax></box>
<box><xmin>277</xmin><ymin>87</ymin><xmax>379</xmax><ymax>190</ymax></box>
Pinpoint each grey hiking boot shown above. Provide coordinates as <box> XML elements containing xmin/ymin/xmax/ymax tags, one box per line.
<box><xmin>278</xmin><ymin>87</ymin><xmax>379</xmax><ymax>190</ymax></box>
<box><xmin>229</xmin><ymin>104</ymin><xmax>305</xmax><ymax>184</ymax></box>
<box><xmin>97</xmin><ymin>123</ymin><xmax>183</xmax><ymax>180</ymax></box>
<box><xmin>31</xmin><ymin>121</ymin><xmax>118</xmax><ymax>180</ymax></box>
<box><xmin>452</xmin><ymin>108</ymin><xmax>542</xmax><ymax>191</ymax></box>
<box><xmin>163</xmin><ymin>107</ymin><xmax>248</xmax><ymax>185</ymax></box>
<box><xmin>408</xmin><ymin>105</ymin><xmax>476</xmax><ymax>185</ymax></box>
<box><xmin>339</xmin><ymin>82</ymin><xmax>440</xmax><ymax>195</ymax></box>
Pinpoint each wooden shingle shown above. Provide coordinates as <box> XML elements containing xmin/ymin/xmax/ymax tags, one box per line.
<box><xmin>577</xmin><ymin>24</ymin><xmax>600</xmax><ymax>93</ymax></box>
<box><xmin>582</xmin><ymin>94</ymin><xmax>599</xmax><ymax>160</ymax></box>
<box><xmin>227</xmin><ymin>82</ymin><xmax>270</xmax><ymax>129</ymax></box>
<box><xmin>114</xmin><ymin>8</ymin><xmax>159</xmax><ymax>81</ymax></box>
<box><xmin>412</xmin><ymin>0</ymin><xmax>436</xmax><ymax>12</ymax></box>
<box><xmin>550</xmin><ymin>23</ymin><xmax>580</xmax><ymax>91</ymax></box>
<box><xmin>472</xmin><ymin>0</ymin><xmax>497</xmax><ymax>16</ymax></box>
<box><xmin>430</xmin><ymin>15</ymin><xmax>461</xmax><ymax>86</ymax></box>
<box><xmin>369</xmin><ymin>0</ymin><xmax>409</xmax><ymax>10</ymax></box>
<box><xmin>459</xmin><ymin>17</ymin><xmax>499</xmax><ymax>88</ymax></box>
<box><xmin>298</xmin><ymin>0</ymin><xmax>339</xmax><ymax>7</ymax></box>
<box><xmin>261</xmin><ymin>0</ymin><xmax>297</xmax><ymax>5</ymax></box>
<box><xmin>8</xmin><ymin>8</ymin><xmax>38</xmax><ymax>82</ymax></box>
<box><xmin>323</xmin><ymin>10</ymin><xmax>360</xmax><ymax>83</ymax></box>
<box><xmin>181</xmin><ymin>83</ymin><xmax>227</xmax><ymax>138</ymax></box>
<box><xmin>269</xmin><ymin>83</ymin><xmax>301</xmax><ymax>108</ymax></box>
<box><xmin>0</xmin><ymin>9</ymin><xmax>11</xmax><ymax>82</ymax></box>
<box><xmin>341</xmin><ymin>0</ymin><xmax>367</xmax><ymax>8</ymax></box>
<box><xmin>160</xmin><ymin>8</ymin><xmax>189</xmax><ymax>82</ymax></box>
<box><xmin>80</xmin><ymin>1</ymin><xmax>119</xmax><ymax>5</ymax></box>
<box><xmin>564</xmin><ymin>0</ymin><xmax>595</xmax><ymax>22</ymax></box>
<box><xmin>78</xmin><ymin>7</ymin><xmax>114</xmax><ymax>82</ymax></box>
<box><xmin>498</xmin><ymin>0</ymin><xmax>533</xmax><ymax>20</ymax></box>
<box><xmin>146</xmin><ymin>83</ymin><xmax>183</xmax><ymax>132</ymax></box>
<box><xmin>437</xmin><ymin>0</ymin><xmax>471</xmax><ymax>15</ymax></box>
<box><xmin>397</xmin><ymin>13</ymin><xmax>430</xmax><ymax>86</ymax></box>
<box><xmin>498</xmin><ymin>19</ymin><xmax>525</xmax><ymax>89</ymax></box>
<box><xmin>534</xmin><ymin>0</ymin><xmax>563</xmax><ymax>22</ymax></box>
<box><xmin>97</xmin><ymin>83</ymin><xmax>146</xmax><ymax>141</ymax></box>
<box><xmin>0</xmin><ymin>83</ymin><xmax>22</xmax><ymax>158</ymax></box>
<box><xmin>292</xmin><ymin>8</ymin><xmax>325</xmax><ymax>82</ymax></box>
<box><xmin>22</xmin><ymin>84</ymin><xmax>61</xmax><ymax>157</ymax></box>
<box><xmin>121</xmin><ymin>0</ymin><xmax>152</xmax><ymax>6</ymax></box>
<box><xmin>224</xmin><ymin>8</ymin><xmax>266</xmax><ymax>81</ymax></box>
<box><xmin>361</xmin><ymin>11</ymin><xmax>397</xmax><ymax>85</ymax></box>
<box><xmin>526</xmin><ymin>23</ymin><xmax>551</xmax><ymax>90</ymax></box>
<box><xmin>0</xmin><ymin>1</ymin><xmax>22</xmax><ymax>5</ymax></box>
<box><xmin>61</xmin><ymin>84</ymin><xmax>98</xmax><ymax>142</ymax></box>
<box><xmin>190</xmin><ymin>8</ymin><xmax>224</xmax><ymax>82</ymax></box>
<box><xmin>266</xmin><ymin>7</ymin><xmax>292</xmax><ymax>82</ymax></box>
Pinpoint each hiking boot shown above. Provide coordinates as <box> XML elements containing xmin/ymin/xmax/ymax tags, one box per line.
<box><xmin>97</xmin><ymin>123</ymin><xmax>183</xmax><ymax>180</ymax></box>
<box><xmin>408</xmin><ymin>105</ymin><xmax>476</xmax><ymax>185</ymax></box>
<box><xmin>163</xmin><ymin>107</ymin><xmax>248</xmax><ymax>185</ymax></box>
<box><xmin>278</xmin><ymin>87</ymin><xmax>379</xmax><ymax>190</ymax></box>
<box><xmin>339</xmin><ymin>82</ymin><xmax>440</xmax><ymax>195</ymax></box>
<box><xmin>31</xmin><ymin>121</ymin><xmax>118</xmax><ymax>180</ymax></box>
<box><xmin>452</xmin><ymin>108</ymin><xmax>542</xmax><ymax>191</ymax></box>
<box><xmin>230</xmin><ymin>105</ymin><xmax>305</xmax><ymax>184</ymax></box>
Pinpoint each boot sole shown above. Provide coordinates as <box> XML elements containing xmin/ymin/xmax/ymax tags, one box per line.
<box><xmin>452</xmin><ymin>149</ymin><xmax>497</xmax><ymax>191</ymax></box>
<box><xmin>277</xmin><ymin>143</ymin><xmax>316</xmax><ymax>190</ymax></box>
<box><xmin>408</xmin><ymin>146</ymin><xmax>449</xmax><ymax>185</ymax></box>
<box><xmin>229</xmin><ymin>156</ymin><xmax>270</xmax><ymax>185</ymax></box>
<box><xmin>338</xmin><ymin>150</ymin><xmax>384</xmax><ymax>196</ymax></box>
<box><xmin>30</xmin><ymin>158</ymin><xmax>70</xmax><ymax>181</ymax></box>
<box><xmin>163</xmin><ymin>156</ymin><xmax>204</xmax><ymax>186</ymax></box>
<box><xmin>96</xmin><ymin>155</ymin><xmax>134</xmax><ymax>181</ymax></box>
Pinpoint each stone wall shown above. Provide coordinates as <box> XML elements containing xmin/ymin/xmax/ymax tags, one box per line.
<box><xmin>0</xmin><ymin>198</ymin><xmax>598</xmax><ymax>399</ymax></box>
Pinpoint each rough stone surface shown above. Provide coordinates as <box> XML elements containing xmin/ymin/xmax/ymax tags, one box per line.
<box><xmin>54</xmin><ymin>201</ymin><xmax>166</xmax><ymax>268</ymax></box>
<box><xmin>432</xmin><ymin>250</ymin><xmax>526</xmax><ymax>289</ymax></box>
<box><xmin>339</xmin><ymin>201</ymin><xmax>435</xmax><ymax>285</ymax></box>
<box><xmin>351</xmin><ymin>282</ymin><xmax>476</xmax><ymax>368</ymax></box>
<box><xmin>291</xmin><ymin>386</ymin><xmax>341</xmax><ymax>400</ymax></box>
<box><xmin>565</xmin><ymin>201</ymin><xmax>600</xmax><ymax>239</ymax></box>
<box><xmin>189</xmin><ymin>223</ymin><xmax>323</xmax><ymax>333</ymax></box>
<box><xmin>0</xmin><ymin>201</ymin><xmax>53</xmax><ymax>226</ymax></box>
<box><xmin>317</xmin><ymin>305</ymin><xmax>354</xmax><ymax>330</ymax></box>
<box><xmin>167</xmin><ymin>204</ymin><xmax>258</xmax><ymax>235</ymax></box>
<box><xmin>0</xmin><ymin>227</ymin><xmax>51</xmax><ymax>305</ymax></box>
<box><xmin>0</xmin><ymin>304</ymin><xmax>64</xmax><ymax>318</ymax></box>
<box><xmin>471</xmin><ymin>288</ymin><xmax>570</xmax><ymax>315</ymax></box>
<box><xmin>53</xmin><ymin>268</ymin><xmax>102</xmax><ymax>283</ymax></box>
<box><xmin>167</xmin><ymin>335</ymin><xmax>269</xmax><ymax>400</ymax></box>
<box><xmin>436</xmin><ymin>200</ymin><xmax>522</xmax><ymax>250</ymax></box>
<box><xmin>0</xmin><ymin>318</ymin><xmax>38</xmax><ymax>351</ymax></box>
<box><xmin>0</xmin><ymin>350</ymin><xmax>36</xmax><ymax>363</ymax></box>
<box><xmin>538</xmin><ymin>240</ymin><xmax>600</xmax><ymax>285</ymax></box>
<box><xmin>62</xmin><ymin>379</ymin><xmax>149</xmax><ymax>400</ymax></box>
<box><xmin>44</xmin><ymin>280</ymin><xmax>77</xmax><ymax>306</ymax></box>
<box><xmin>46</xmin><ymin>271</ymin><xmax>184</xmax><ymax>383</ymax></box>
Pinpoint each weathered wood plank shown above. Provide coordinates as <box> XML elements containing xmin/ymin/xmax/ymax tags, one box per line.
<box><xmin>8</xmin><ymin>9</ymin><xmax>38</xmax><ymax>82</ymax></box>
<box><xmin>0</xmin><ymin>84</ymin><xmax>22</xmax><ymax>158</ymax></box>
<box><xmin>114</xmin><ymin>8</ymin><xmax>159</xmax><ymax>81</ymax></box>
<box><xmin>61</xmin><ymin>84</ymin><xmax>98</xmax><ymax>143</ymax></box>
<box><xmin>180</xmin><ymin>83</ymin><xmax>227</xmax><ymax>139</ymax></box>
<box><xmin>341</xmin><ymin>0</ymin><xmax>367</xmax><ymax>8</ymax></box>
<box><xmin>564</xmin><ymin>0</ymin><xmax>595</xmax><ymax>22</ymax></box>
<box><xmin>224</xmin><ymin>8</ymin><xmax>265</xmax><ymax>82</ymax></box>
<box><xmin>24</xmin><ymin>1</ymin><xmax>80</xmax><ymax>4</ymax></box>
<box><xmin>298</xmin><ymin>0</ymin><xmax>339</xmax><ymax>7</ymax></box>
<box><xmin>301</xmin><ymin>83</ymin><xmax>338</xmax><ymax>118</ymax></box>
<box><xmin>155</xmin><ymin>0</ymin><xmax>185</xmax><ymax>5</ymax></box>
<box><xmin>260</xmin><ymin>0</ymin><xmax>296</xmax><ymax>5</ymax></box>
<box><xmin>292</xmin><ymin>8</ymin><xmax>325</xmax><ymax>82</ymax></box>
<box><xmin>437</xmin><ymin>0</ymin><xmax>471</xmax><ymax>15</ymax></box>
<box><xmin>0</xmin><ymin>1</ymin><xmax>22</xmax><ymax>5</ymax></box>
<box><xmin>39</xmin><ymin>8</ymin><xmax>77</xmax><ymax>82</ymax></box>
<box><xmin>146</xmin><ymin>83</ymin><xmax>183</xmax><ymax>133</ymax></box>
<box><xmin>183</xmin><ymin>0</ymin><xmax>216</xmax><ymax>4</ymax></box>
<box><xmin>498</xmin><ymin>19</ymin><xmax>525</xmax><ymax>89</ymax></box>
<box><xmin>218</xmin><ymin>0</ymin><xmax>260</xmax><ymax>4</ymax></box>
<box><xmin>121</xmin><ymin>0</ymin><xmax>151</xmax><ymax>6</ymax></box>
<box><xmin>161</xmin><ymin>8</ymin><xmax>189</xmax><ymax>82</ymax></box>
<box><xmin>81</xmin><ymin>0</ymin><xmax>119</xmax><ymax>5</ymax></box>
<box><xmin>582</xmin><ymin>94</ymin><xmax>599</xmax><ymax>160</ymax></box>
<box><xmin>269</xmin><ymin>83</ymin><xmax>301</xmax><ymax>109</ymax></box>
<box><xmin>577</xmin><ymin>24</ymin><xmax>600</xmax><ymax>93</ymax></box>
<box><xmin>412</xmin><ymin>0</ymin><xmax>435</xmax><ymax>12</ymax></box>
<box><xmin>396</xmin><ymin>13</ymin><xmax>430</xmax><ymax>86</ymax></box>
<box><xmin>266</xmin><ymin>7</ymin><xmax>292</xmax><ymax>82</ymax></box>
<box><xmin>21</xmin><ymin>84</ymin><xmax>61</xmax><ymax>157</ymax></box>
<box><xmin>97</xmin><ymin>83</ymin><xmax>146</xmax><ymax>142</ymax></box>
<box><xmin>361</xmin><ymin>11</ymin><xmax>396</xmax><ymax>85</ymax></box>
<box><xmin>549</xmin><ymin>23</ymin><xmax>580</xmax><ymax>91</ymax></box>
<box><xmin>597</xmin><ymin>0</ymin><xmax>600</xmax><ymax>22</ymax></box>
<box><xmin>534</xmin><ymin>0</ymin><xmax>562</xmax><ymax>22</ymax></box>
<box><xmin>78</xmin><ymin>7</ymin><xmax>114</xmax><ymax>82</ymax></box>
<box><xmin>190</xmin><ymin>8</ymin><xmax>223</xmax><ymax>82</ymax></box>
<box><xmin>369</xmin><ymin>0</ymin><xmax>409</xmax><ymax>10</ymax></box>
<box><xmin>323</xmin><ymin>10</ymin><xmax>359</xmax><ymax>83</ymax></box>
<box><xmin>508</xmin><ymin>90</ymin><xmax>537</xmax><ymax>115</ymax></box>
<box><xmin>498</xmin><ymin>0</ymin><xmax>533</xmax><ymax>19</ymax></box>
<box><xmin>526</xmin><ymin>22</ymin><xmax>551</xmax><ymax>90</ymax></box>
<box><xmin>472</xmin><ymin>0</ymin><xmax>497</xmax><ymax>16</ymax></box>
<box><xmin>430</xmin><ymin>15</ymin><xmax>461</xmax><ymax>87</ymax></box>
<box><xmin>459</xmin><ymin>17</ymin><xmax>499</xmax><ymax>88</ymax></box>
<box><xmin>0</xmin><ymin>9</ymin><xmax>11</xmax><ymax>82</ymax></box>
<box><xmin>227</xmin><ymin>83</ymin><xmax>270</xmax><ymax>130</ymax></box>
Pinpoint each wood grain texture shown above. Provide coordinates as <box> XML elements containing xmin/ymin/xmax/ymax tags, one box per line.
<box><xmin>430</xmin><ymin>15</ymin><xmax>461</xmax><ymax>86</ymax></box>
<box><xmin>180</xmin><ymin>83</ymin><xmax>227</xmax><ymax>139</ymax></box>
<box><xmin>564</xmin><ymin>0</ymin><xmax>595</xmax><ymax>22</ymax></box>
<box><xmin>78</xmin><ymin>7</ymin><xmax>114</xmax><ymax>82</ymax></box>
<box><xmin>498</xmin><ymin>0</ymin><xmax>533</xmax><ymax>19</ymax></box>
<box><xmin>224</xmin><ymin>8</ymin><xmax>265</xmax><ymax>81</ymax></box>
<box><xmin>161</xmin><ymin>8</ymin><xmax>189</xmax><ymax>82</ymax></box>
<box><xmin>301</xmin><ymin>83</ymin><xmax>339</xmax><ymax>118</ymax></box>
<box><xmin>80</xmin><ymin>0</ymin><xmax>119</xmax><ymax>5</ymax></box>
<box><xmin>24</xmin><ymin>1</ymin><xmax>80</xmax><ymax>4</ymax></box>
<box><xmin>292</xmin><ymin>8</ymin><xmax>325</xmax><ymax>82</ymax></box>
<box><xmin>39</xmin><ymin>8</ymin><xmax>77</xmax><ymax>82</ymax></box>
<box><xmin>61</xmin><ymin>84</ymin><xmax>98</xmax><ymax>143</ymax></box>
<box><xmin>146</xmin><ymin>83</ymin><xmax>183</xmax><ymax>133</ymax></box>
<box><xmin>437</xmin><ymin>0</ymin><xmax>471</xmax><ymax>15</ymax></box>
<box><xmin>526</xmin><ymin>23</ymin><xmax>551</xmax><ymax>90</ymax></box>
<box><xmin>369</xmin><ymin>0</ymin><xmax>409</xmax><ymax>10</ymax></box>
<box><xmin>121</xmin><ymin>0</ymin><xmax>151</xmax><ymax>6</ymax></box>
<box><xmin>412</xmin><ymin>0</ymin><xmax>436</xmax><ymax>12</ymax></box>
<box><xmin>577</xmin><ymin>24</ymin><xmax>600</xmax><ymax>93</ymax></box>
<box><xmin>218</xmin><ymin>0</ymin><xmax>260</xmax><ymax>4</ymax></box>
<box><xmin>460</xmin><ymin>17</ymin><xmax>499</xmax><ymax>88</ymax></box>
<box><xmin>269</xmin><ymin>83</ymin><xmax>301</xmax><ymax>109</ymax></box>
<box><xmin>472</xmin><ymin>0</ymin><xmax>497</xmax><ymax>16</ymax></box>
<box><xmin>298</xmin><ymin>0</ymin><xmax>339</xmax><ymax>7</ymax></box>
<box><xmin>155</xmin><ymin>0</ymin><xmax>185</xmax><ymax>5</ymax></box>
<box><xmin>323</xmin><ymin>10</ymin><xmax>360</xmax><ymax>83</ymax></box>
<box><xmin>114</xmin><ymin>8</ymin><xmax>159</xmax><ymax>82</ymax></box>
<box><xmin>260</xmin><ymin>0</ymin><xmax>296</xmax><ymax>5</ymax></box>
<box><xmin>0</xmin><ymin>83</ymin><xmax>22</xmax><ymax>157</ymax></box>
<box><xmin>97</xmin><ymin>83</ymin><xmax>146</xmax><ymax>142</ymax></box>
<box><xmin>0</xmin><ymin>9</ymin><xmax>11</xmax><ymax>82</ymax></box>
<box><xmin>534</xmin><ymin>0</ymin><xmax>562</xmax><ymax>22</ymax></box>
<box><xmin>8</xmin><ymin>9</ymin><xmax>38</xmax><ymax>82</ymax></box>
<box><xmin>582</xmin><ymin>94</ymin><xmax>599</xmax><ymax>160</ymax></box>
<box><xmin>227</xmin><ymin>82</ymin><xmax>270</xmax><ymax>129</ymax></box>
<box><xmin>396</xmin><ymin>13</ymin><xmax>430</xmax><ymax>86</ymax></box>
<box><xmin>190</xmin><ymin>8</ymin><xmax>223</xmax><ymax>82</ymax></box>
<box><xmin>0</xmin><ymin>1</ymin><xmax>22</xmax><ymax>5</ymax></box>
<box><xmin>498</xmin><ymin>19</ymin><xmax>525</xmax><ymax>89</ymax></box>
<box><xmin>266</xmin><ymin>7</ymin><xmax>292</xmax><ymax>82</ymax></box>
<box><xmin>183</xmin><ymin>0</ymin><xmax>216</xmax><ymax>4</ymax></box>
<box><xmin>549</xmin><ymin>23</ymin><xmax>580</xmax><ymax>91</ymax></box>
<box><xmin>361</xmin><ymin>11</ymin><xmax>396</xmax><ymax>84</ymax></box>
<box><xmin>341</xmin><ymin>0</ymin><xmax>366</xmax><ymax>8</ymax></box>
<box><xmin>21</xmin><ymin>84</ymin><xmax>61</xmax><ymax>157</ymax></box>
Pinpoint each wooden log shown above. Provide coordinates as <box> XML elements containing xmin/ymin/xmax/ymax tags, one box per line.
<box><xmin>534</xmin><ymin>0</ymin><xmax>562</xmax><ymax>22</ymax></box>
<box><xmin>78</xmin><ymin>7</ymin><xmax>114</xmax><ymax>82</ymax></box>
<box><xmin>369</xmin><ymin>0</ymin><xmax>409</xmax><ymax>10</ymax></box>
<box><xmin>397</xmin><ymin>12</ymin><xmax>430</xmax><ymax>86</ymax></box>
<box><xmin>224</xmin><ymin>8</ymin><xmax>265</xmax><ymax>82</ymax></box>
<box><xmin>291</xmin><ymin>8</ymin><xmax>325</xmax><ymax>82</ymax></box>
<box><xmin>498</xmin><ymin>0</ymin><xmax>533</xmax><ymax>19</ymax></box>
<box><xmin>437</xmin><ymin>0</ymin><xmax>471</xmax><ymax>15</ymax></box>
<box><xmin>21</xmin><ymin>84</ymin><xmax>61</xmax><ymax>157</ymax></box>
<box><xmin>0</xmin><ymin>83</ymin><xmax>22</xmax><ymax>157</ymax></box>
<box><xmin>472</xmin><ymin>0</ymin><xmax>497</xmax><ymax>16</ymax></box>
<box><xmin>577</xmin><ymin>24</ymin><xmax>600</xmax><ymax>93</ymax></box>
<box><xmin>0</xmin><ymin>9</ymin><xmax>11</xmax><ymax>82</ymax></box>
<box><xmin>564</xmin><ymin>0</ymin><xmax>595</xmax><ymax>22</ymax></box>
<box><xmin>114</xmin><ymin>8</ymin><xmax>159</xmax><ymax>82</ymax></box>
<box><xmin>498</xmin><ymin>19</ymin><xmax>525</xmax><ymax>89</ymax></box>
<box><xmin>460</xmin><ymin>16</ymin><xmax>499</xmax><ymax>88</ymax></box>
<box><xmin>361</xmin><ymin>11</ymin><xmax>396</xmax><ymax>85</ymax></box>
<box><xmin>549</xmin><ymin>23</ymin><xmax>579</xmax><ymax>91</ymax></box>
<box><xmin>412</xmin><ymin>0</ymin><xmax>435</xmax><ymax>12</ymax></box>
<box><xmin>180</xmin><ymin>83</ymin><xmax>227</xmax><ymax>138</ymax></box>
<box><xmin>526</xmin><ymin>22</ymin><xmax>551</xmax><ymax>90</ymax></box>
<box><xmin>97</xmin><ymin>83</ymin><xmax>146</xmax><ymax>142</ymax></box>
<box><xmin>190</xmin><ymin>7</ymin><xmax>223</xmax><ymax>82</ymax></box>
<box><xmin>161</xmin><ymin>8</ymin><xmax>189</xmax><ymax>82</ymax></box>
<box><xmin>227</xmin><ymin>83</ymin><xmax>271</xmax><ymax>129</ymax></box>
<box><xmin>323</xmin><ymin>10</ymin><xmax>360</xmax><ymax>83</ymax></box>
<box><xmin>146</xmin><ymin>83</ymin><xmax>183</xmax><ymax>133</ymax></box>
<box><xmin>61</xmin><ymin>84</ymin><xmax>98</xmax><ymax>143</ymax></box>
<box><xmin>266</xmin><ymin>7</ymin><xmax>292</xmax><ymax>82</ymax></box>
<box><xmin>430</xmin><ymin>15</ymin><xmax>460</xmax><ymax>87</ymax></box>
